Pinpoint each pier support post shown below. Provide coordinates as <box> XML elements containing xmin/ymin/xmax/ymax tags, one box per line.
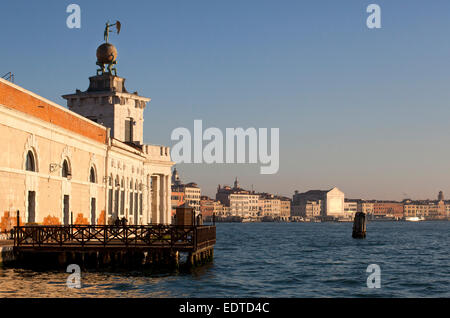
<box><xmin>352</xmin><ymin>212</ymin><xmax>366</xmax><ymax>239</ymax></box>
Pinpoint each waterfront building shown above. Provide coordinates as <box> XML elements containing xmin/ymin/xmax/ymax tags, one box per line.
<box><xmin>292</xmin><ymin>187</ymin><xmax>345</xmax><ymax>218</ymax></box>
<box><xmin>216</xmin><ymin>178</ymin><xmax>259</xmax><ymax>218</ymax></box>
<box><xmin>359</xmin><ymin>201</ymin><xmax>375</xmax><ymax>216</ymax></box>
<box><xmin>0</xmin><ymin>43</ymin><xmax>174</xmax><ymax>231</ymax></box>
<box><xmin>200</xmin><ymin>196</ymin><xmax>215</xmax><ymax>220</ymax></box>
<box><xmin>344</xmin><ymin>199</ymin><xmax>359</xmax><ymax>219</ymax></box>
<box><xmin>291</xmin><ymin>200</ymin><xmax>321</xmax><ymax>220</ymax></box>
<box><xmin>403</xmin><ymin>192</ymin><xmax>447</xmax><ymax>220</ymax></box>
<box><xmin>171</xmin><ymin>168</ymin><xmax>201</xmax><ymax>214</ymax></box>
<box><xmin>279</xmin><ymin>197</ymin><xmax>291</xmax><ymax>221</ymax></box>
<box><xmin>258</xmin><ymin>193</ymin><xmax>281</xmax><ymax>219</ymax></box>
<box><xmin>172</xmin><ymin>185</ymin><xmax>201</xmax><ymax>215</ymax></box>
<box><xmin>199</xmin><ymin>195</ymin><xmax>225</xmax><ymax>221</ymax></box>
<box><xmin>373</xmin><ymin>201</ymin><xmax>404</xmax><ymax>218</ymax></box>
<box><xmin>171</xmin><ymin>190</ymin><xmax>184</xmax><ymax>217</ymax></box>
<box><xmin>213</xmin><ymin>200</ymin><xmax>226</xmax><ymax>216</ymax></box>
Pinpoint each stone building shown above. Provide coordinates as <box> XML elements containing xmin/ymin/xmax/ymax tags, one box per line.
<box><xmin>258</xmin><ymin>193</ymin><xmax>281</xmax><ymax>218</ymax></box>
<box><xmin>171</xmin><ymin>191</ymin><xmax>184</xmax><ymax>218</ymax></box>
<box><xmin>171</xmin><ymin>168</ymin><xmax>201</xmax><ymax>214</ymax></box>
<box><xmin>292</xmin><ymin>187</ymin><xmax>345</xmax><ymax>218</ymax></box>
<box><xmin>291</xmin><ymin>200</ymin><xmax>321</xmax><ymax>220</ymax></box>
<box><xmin>344</xmin><ymin>199</ymin><xmax>359</xmax><ymax>219</ymax></box>
<box><xmin>372</xmin><ymin>201</ymin><xmax>404</xmax><ymax>218</ymax></box>
<box><xmin>216</xmin><ymin>178</ymin><xmax>259</xmax><ymax>218</ymax></box>
<box><xmin>199</xmin><ymin>196</ymin><xmax>216</xmax><ymax>221</ymax></box>
<box><xmin>279</xmin><ymin>197</ymin><xmax>291</xmax><ymax>221</ymax></box>
<box><xmin>403</xmin><ymin>192</ymin><xmax>447</xmax><ymax>220</ymax></box>
<box><xmin>359</xmin><ymin>201</ymin><xmax>375</xmax><ymax>216</ymax></box>
<box><xmin>0</xmin><ymin>43</ymin><xmax>173</xmax><ymax>231</ymax></box>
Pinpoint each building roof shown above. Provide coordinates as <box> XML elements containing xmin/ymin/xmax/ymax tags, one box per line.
<box><xmin>0</xmin><ymin>78</ymin><xmax>108</xmax><ymax>144</ymax></box>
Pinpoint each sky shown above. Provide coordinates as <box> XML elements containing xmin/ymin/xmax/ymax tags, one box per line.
<box><xmin>2</xmin><ymin>0</ymin><xmax>450</xmax><ymax>200</ymax></box>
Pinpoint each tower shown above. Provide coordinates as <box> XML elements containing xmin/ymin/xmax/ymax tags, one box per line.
<box><xmin>62</xmin><ymin>23</ymin><xmax>150</xmax><ymax>145</ymax></box>
<box><xmin>233</xmin><ymin>177</ymin><xmax>240</xmax><ymax>189</ymax></box>
<box><xmin>438</xmin><ymin>191</ymin><xmax>444</xmax><ymax>201</ymax></box>
<box><xmin>172</xmin><ymin>168</ymin><xmax>181</xmax><ymax>186</ymax></box>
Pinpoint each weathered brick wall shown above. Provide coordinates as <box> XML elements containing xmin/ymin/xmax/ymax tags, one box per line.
<box><xmin>0</xmin><ymin>81</ymin><xmax>107</xmax><ymax>144</ymax></box>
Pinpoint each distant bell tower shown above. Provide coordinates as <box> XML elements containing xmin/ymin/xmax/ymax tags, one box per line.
<box><xmin>172</xmin><ymin>168</ymin><xmax>181</xmax><ymax>186</ymax></box>
<box><xmin>233</xmin><ymin>177</ymin><xmax>240</xmax><ymax>189</ymax></box>
<box><xmin>438</xmin><ymin>191</ymin><xmax>444</xmax><ymax>201</ymax></box>
<box><xmin>62</xmin><ymin>21</ymin><xmax>150</xmax><ymax>145</ymax></box>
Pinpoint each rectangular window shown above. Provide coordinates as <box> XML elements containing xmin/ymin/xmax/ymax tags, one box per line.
<box><xmin>130</xmin><ymin>192</ymin><xmax>134</xmax><ymax>217</ymax></box>
<box><xmin>125</xmin><ymin>118</ymin><xmax>133</xmax><ymax>142</ymax></box>
<box><xmin>139</xmin><ymin>193</ymin><xmax>143</xmax><ymax>216</ymax></box>
<box><xmin>120</xmin><ymin>191</ymin><xmax>125</xmax><ymax>216</ymax></box>
<box><xmin>135</xmin><ymin>192</ymin><xmax>138</xmax><ymax>215</ymax></box>
<box><xmin>114</xmin><ymin>189</ymin><xmax>119</xmax><ymax>218</ymax></box>
<box><xmin>108</xmin><ymin>189</ymin><xmax>113</xmax><ymax>216</ymax></box>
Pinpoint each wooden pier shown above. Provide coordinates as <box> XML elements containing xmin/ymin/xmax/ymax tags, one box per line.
<box><xmin>12</xmin><ymin>224</ymin><xmax>216</xmax><ymax>270</ymax></box>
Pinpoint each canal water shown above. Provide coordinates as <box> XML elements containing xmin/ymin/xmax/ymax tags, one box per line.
<box><xmin>0</xmin><ymin>222</ymin><xmax>449</xmax><ymax>297</ymax></box>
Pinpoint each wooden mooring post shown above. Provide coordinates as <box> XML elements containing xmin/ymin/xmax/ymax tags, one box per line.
<box><xmin>352</xmin><ymin>212</ymin><xmax>366</xmax><ymax>239</ymax></box>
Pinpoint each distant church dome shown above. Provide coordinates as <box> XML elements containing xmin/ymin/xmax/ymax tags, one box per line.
<box><xmin>96</xmin><ymin>43</ymin><xmax>118</xmax><ymax>64</ymax></box>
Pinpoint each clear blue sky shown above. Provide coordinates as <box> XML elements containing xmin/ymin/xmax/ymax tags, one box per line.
<box><xmin>2</xmin><ymin>0</ymin><xmax>450</xmax><ymax>200</ymax></box>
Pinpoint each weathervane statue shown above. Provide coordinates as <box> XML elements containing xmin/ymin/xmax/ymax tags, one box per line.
<box><xmin>96</xmin><ymin>20</ymin><xmax>122</xmax><ymax>76</ymax></box>
<box><xmin>104</xmin><ymin>20</ymin><xmax>121</xmax><ymax>43</ymax></box>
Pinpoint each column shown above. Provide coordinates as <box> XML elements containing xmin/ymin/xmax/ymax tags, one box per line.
<box><xmin>151</xmin><ymin>175</ymin><xmax>160</xmax><ymax>224</ymax></box>
<box><xmin>144</xmin><ymin>174</ymin><xmax>151</xmax><ymax>224</ymax></box>
<box><xmin>159</xmin><ymin>174</ymin><xmax>166</xmax><ymax>224</ymax></box>
<box><xmin>166</xmin><ymin>175</ymin><xmax>172</xmax><ymax>225</ymax></box>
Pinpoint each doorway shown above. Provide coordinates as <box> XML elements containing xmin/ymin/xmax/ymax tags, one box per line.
<box><xmin>91</xmin><ymin>198</ymin><xmax>96</xmax><ymax>225</ymax></box>
<box><xmin>28</xmin><ymin>191</ymin><xmax>36</xmax><ymax>223</ymax></box>
<box><xmin>63</xmin><ymin>195</ymin><xmax>70</xmax><ymax>225</ymax></box>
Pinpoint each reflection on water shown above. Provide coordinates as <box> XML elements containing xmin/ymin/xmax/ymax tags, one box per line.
<box><xmin>0</xmin><ymin>222</ymin><xmax>449</xmax><ymax>297</ymax></box>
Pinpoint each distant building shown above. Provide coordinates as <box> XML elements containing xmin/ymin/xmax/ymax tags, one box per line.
<box><xmin>279</xmin><ymin>197</ymin><xmax>291</xmax><ymax>221</ymax></box>
<box><xmin>344</xmin><ymin>199</ymin><xmax>359</xmax><ymax>219</ymax></box>
<box><xmin>199</xmin><ymin>196</ymin><xmax>225</xmax><ymax>221</ymax></box>
<box><xmin>359</xmin><ymin>201</ymin><xmax>375</xmax><ymax>216</ymax></box>
<box><xmin>171</xmin><ymin>168</ymin><xmax>201</xmax><ymax>214</ymax></box>
<box><xmin>216</xmin><ymin>178</ymin><xmax>259</xmax><ymax>218</ymax></box>
<box><xmin>171</xmin><ymin>191</ymin><xmax>184</xmax><ymax>217</ymax></box>
<box><xmin>200</xmin><ymin>196</ymin><xmax>215</xmax><ymax>219</ymax></box>
<box><xmin>291</xmin><ymin>200</ymin><xmax>321</xmax><ymax>219</ymax></box>
<box><xmin>292</xmin><ymin>187</ymin><xmax>345</xmax><ymax>218</ymax></box>
<box><xmin>258</xmin><ymin>193</ymin><xmax>280</xmax><ymax>218</ymax></box>
<box><xmin>403</xmin><ymin>192</ymin><xmax>447</xmax><ymax>220</ymax></box>
<box><xmin>373</xmin><ymin>201</ymin><xmax>404</xmax><ymax>218</ymax></box>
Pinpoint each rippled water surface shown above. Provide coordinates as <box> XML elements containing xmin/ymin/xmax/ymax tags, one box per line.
<box><xmin>1</xmin><ymin>222</ymin><xmax>449</xmax><ymax>297</ymax></box>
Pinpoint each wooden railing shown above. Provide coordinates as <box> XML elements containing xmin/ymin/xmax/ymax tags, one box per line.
<box><xmin>14</xmin><ymin>225</ymin><xmax>216</xmax><ymax>251</ymax></box>
<box><xmin>195</xmin><ymin>226</ymin><xmax>216</xmax><ymax>250</ymax></box>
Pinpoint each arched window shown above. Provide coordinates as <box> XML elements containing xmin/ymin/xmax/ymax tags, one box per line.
<box><xmin>26</xmin><ymin>151</ymin><xmax>36</xmax><ymax>172</ymax></box>
<box><xmin>62</xmin><ymin>160</ymin><xmax>71</xmax><ymax>178</ymax></box>
<box><xmin>89</xmin><ymin>167</ymin><xmax>96</xmax><ymax>183</ymax></box>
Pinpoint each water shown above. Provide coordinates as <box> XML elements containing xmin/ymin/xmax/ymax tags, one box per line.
<box><xmin>0</xmin><ymin>222</ymin><xmax>449</xmax><ymax>297</ymax></box>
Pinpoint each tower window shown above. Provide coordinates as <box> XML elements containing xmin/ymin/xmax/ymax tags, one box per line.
<box><xmin>26</xmin><ymin>151</ymin><xmax>36</xmax><ymax>172</ymax></box>
<box><xmin>125</xmin><ymin>118</ymin><xmax>134</xmax><ymax>142</ymax></box>
<box><xmin>62</xmin><ymin>160</ymin><xmax>71</xmax><ymax>178</ymax></box>
<box><xmin>90</xmin><ymin>167</ymin><xmax>96</xmax><ymax>183</ymax></box>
